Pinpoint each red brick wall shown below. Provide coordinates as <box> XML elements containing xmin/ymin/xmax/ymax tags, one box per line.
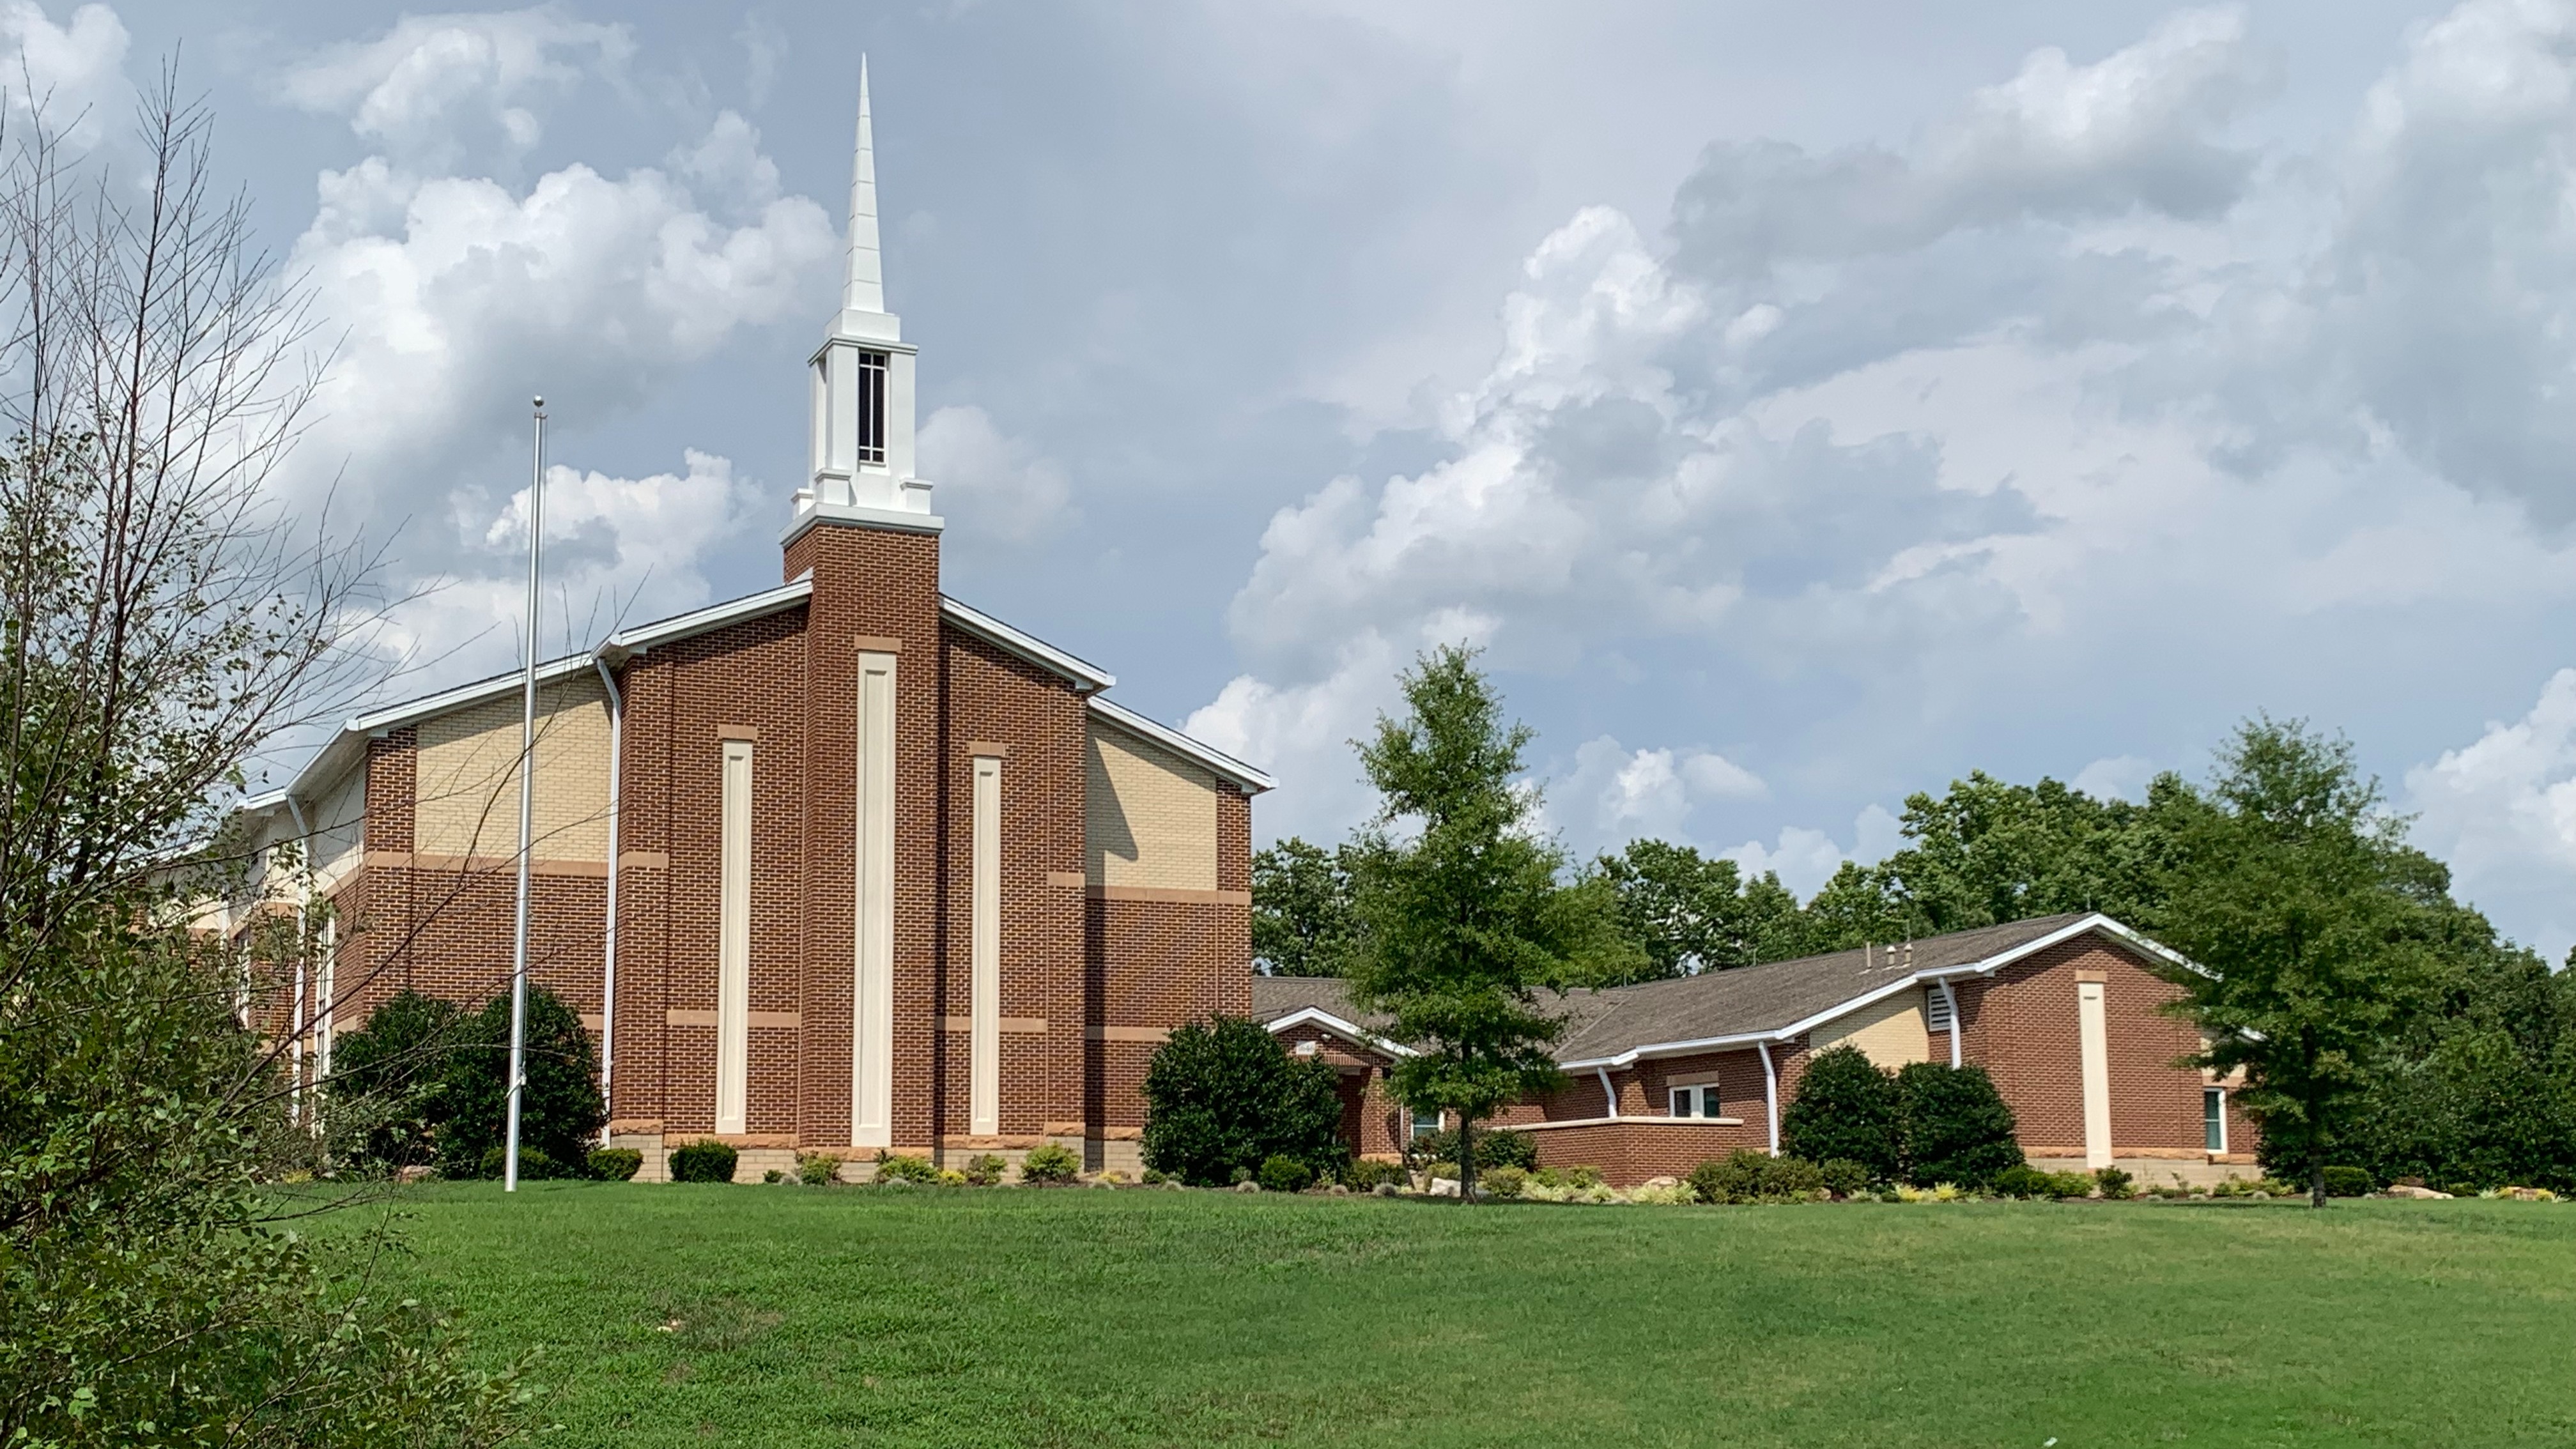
<box><xmin>1269</xmin><ymin>1021</ymin><xmax>1405</xmax><ymax>1157</ymax></box>
<box><xmin>1971</xmin><ymin>937</ymin><xmax>2210</xmax><ymax>1157</ymax></box>
<box><xmin>1516</xmin><ymin>1121</ymin><xmax>1754</xmax><ymax>1181</ymax></box>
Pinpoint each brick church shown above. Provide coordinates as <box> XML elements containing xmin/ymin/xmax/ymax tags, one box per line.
<box><xmin>231</xmin><ymin>67</ymin><xmax>1270</xmax><ymax>1181</ymax></box>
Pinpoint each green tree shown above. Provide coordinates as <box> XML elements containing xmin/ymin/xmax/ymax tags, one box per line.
<box><xmin>1140</xmin><ymin>1016</ymin><xmax>1347</xmax><ymax>1186</ymax></box>
<box><xmin>1251</xmin><ymin>836</ymin><xmax>1368</xmax><ymax>976</ymax></box>
<box><xmin>325</xmin><ymin>989</ymin><xmax>466</xmax><ymax>1171</ymax></box>
<box><xmin>1345</xmin><ymin>647</ymin><xmax>1626</xmax><ymax>1200</ymax></box>
<box><xmin>2155</xmin><ymin>718</ymin><xmax>2435</xmax><ymax>1208</ymax></box>
<box><xmin>1591</xmin><ymin>839</ymin><xmax>1810</xmax><ymax>981</ymax></box>
<box><xmin>1893</xmin><ymin>1062</ymin><xmax>2024</xmax><ymax>1188</ymax></box>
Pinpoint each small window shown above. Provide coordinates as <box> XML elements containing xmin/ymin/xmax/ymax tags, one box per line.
<box><xmin>854</xmin><ymin>349</ymin><xmax>888</xmax><ymax>466</ymax></box>
<box><xmin>1924</xmin><ymin>985</ymin><xmax>1954</xmax><ymax>1034</ymax></box>
<box><xmin>1670</xmin><ymin>1085</ymin><xmax>1719</xmax><ymax>1118</ymax></box>
<box><xmin>1410</xmin><ymin>1106</ymin><xmax>1441</xmax><ymax>1141</ymax></box>
<box><xmin>2203</xmin><ymin>1087</ymin><xmax>2226</xmax><ymax>1153</ymax></box>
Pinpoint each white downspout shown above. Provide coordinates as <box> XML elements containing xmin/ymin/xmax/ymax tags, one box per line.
<box><xmin>284</xmin><ymin>795</ymin><xmax>311</xmax><ymax>1128</ymax></box>
<box><xmin>1596</xmin><ymin>1066</ymin><xmax>1618</xmax><ymax>1119</ymax></box>
<box><xmin>1940</xmin><ymin>979</ymin><xmax>1962</xmax><ymax>1068</ymax></box>
<box><xmin>594</xmin><ymin>655</ymin><xmax>624</xmax><ymax>1140</ymax></box>
<box><xmin>1756</xmin><ymin>1040</ymin><xmax>1779</xmax><ymax>1156</ymax></box>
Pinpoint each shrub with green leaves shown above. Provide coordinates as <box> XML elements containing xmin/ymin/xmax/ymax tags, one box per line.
<box><xmin>1258</xmin><ymin>1154</ymin><xmax>1315</xmax><ymax>1193</ymax></box>
<box><xmin>1482</xmin><ymin>1165</ymin><xmax>1529</xmax><ymax>1199</ymax></box>
<box><xmin>1817</xmin><ymin>1158</ymin><xmax>1873</xmax><ymax>1199</ymax></box>
<box><xmin>1893</xmin><ymin>1062</ymin><xmax>2024</xmax><ymax>1188</ymax></box>
<box><xmin>1690</xmin><ymin>1151</ymin><xmax>1828</xmax><ymax>1204</ymax></box>
<box><xmin>433</xmin><ymin>985</ymin><xmax>606</xmax><ymax>1179</ymax></box>
<box><xmin>1140</xmin><ymin>1015</ymin><xmax>1346</xmax><ymax>1186</ymax></box>
<box><xmin>1343</xmin><ymin>1158</ymin><xmax>1409</xmax><ymax>1191</ymax></box>
<box><xmin>668</xmin><ymin>1140</ymin><xmax>739</xmax><ymax>1183</ymax></box>
<box><xmin>796</xmin><ymin>1151</ymin><xmax>842</xmax><ymax>1186</ymax></box>
<box><xmin>1784</xmin><ymin>1045</ymin><xmax>1902</xmax><ymax>1182</ymax></box>
<box><xmin>961</xmin><ymin>1153</ymin><xmax>1007</xmax><ymax>1186</ymax></box>
<box><xmin>2044</xmin><ymin>1171</ymin><xmax>2095</xmax><ymax>1200</ymax></box>
<box><xmin>2324</xmin><ymin>1165</ymin><xmax>2375</xmax><ymax>1197</ymax></box>
<box><xmin>325</xmin><ymin>988</ymin><xmax>465</xmax><ymax>1170</ymax></box>
<box><xmin>1020</xmin><ymin>1142</ymin><xmax>1082</xmax><ymax>1184</ymax></box>
<box><xmin>1993</xmin><ymin>1164</ymin><xmax>2050</xmax><ymax>1199</ymax></box>
<box><xmin>589</xmin><ymin>1147</ymin><xmax>643</xmax><ymax>1181</ymax></box>
<box><xmin>872</xmin><ymin>1152</ymin><xmax>938</xmax><ymax>1184</ymax></box>
<box><xmin>1407</xmin><ymin>1125</ymin><xmax>1538</xmax><ymax>1172</ymax></box>
<box><xmin>477</xmin><ymin>1144</ymin><xmax>562</xmax><ymax>1181</ymax></box>
<box><xmin>2094</xmin><ymin>1165</ymin><xmax>2134</xmax><ymax>1200</ymax></box>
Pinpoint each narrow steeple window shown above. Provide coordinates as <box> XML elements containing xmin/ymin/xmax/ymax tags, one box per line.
<box><xmin>854</xmin><ymin>349</ymin><xmax>886</xmax><ymax>465</ymax></box>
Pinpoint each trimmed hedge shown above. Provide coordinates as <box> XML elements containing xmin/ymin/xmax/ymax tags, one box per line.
<box><xmin>587</xmin><ymin>1147</ymin><xmax>643</xmax><ymax>1181</ymax></box>
<box><xmin>1784</xmin><ymin>1045</ymin><xmax>1901</xmax><ymax>1181</ymax></box>
<box><xmin>1893</xmin><ymin>1062</ymin><xmax>2024</xmax><ymax>1188</ymax></box>
<box><xmin>1688</xmin><ymin>1149</ymin><xmax>1826</xmax><ymax>1204</ymax></box>
<box><xmin>1021</xmin><ymin>1142</ymin><xmax>1081</xmax><ymax>1184</ymax></box>
<box><xmin>668</xmin><ymin>1140</ymin><xmax>737</xmax><ymax>1183</ymax></box>
<box><xmin>1257</xmin><ymin>1154</ymin><xmax>1314</xmax><ymax>1193</ymax></box>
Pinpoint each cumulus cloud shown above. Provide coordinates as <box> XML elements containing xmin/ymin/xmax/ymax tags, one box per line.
<box><xmin>1556</xmin><ymin>734</ymin><xmax>1764</xmax><ymax>845</ymax></box>
<box><xmin>918</xmin><ymin>404</ymin><xmax>1074</xmax><ymax>544</ymax></box>
<box><xmin>0</xmin><ymin>1</ymin><xmax>127</xmax><ymax>147</ymax></box>
<box><xmin>2408</xmin><ymin>670</ymin><xmax>2576</xmax><ymax>960</ymax></box>
<box><xmin>1721</xmin><ymin>805</ymin><xmax>1904</xmax><ymax>898</ymax></box>
<box><xmin>282</xmin><ymin>8</ymin><xmax>633</xmax><ymax>167</ymax></box>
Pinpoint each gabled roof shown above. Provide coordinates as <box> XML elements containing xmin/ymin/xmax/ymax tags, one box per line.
<box><xmin>1254</xmin><ymin>914</ymin><xmax>2183</xmax><ymax>1070</ymax></box>
<box><xmin>1088</xmin><ymin>696</ymin><xmax>1275</xmax><ymax>794</ymax></box>
<box><xmin>1249</xmin><ymin>976</ymin><xmax>1412</xmax><ymax>1057</ymax></box>
<box><xmin>938</xmin><ymin>595</ymin><xmax>1114</xmax><ymax>692</ymax></box>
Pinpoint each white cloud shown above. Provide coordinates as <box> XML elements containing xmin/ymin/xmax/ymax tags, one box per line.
<box><xmin>2072</xmin><ymin>754</ymin><xmax>2157</xmax><ymax>802</ymax></box>
<box><xmin>2407</xmin><ymin>668</ymin><xmax>2576</xmax><ymax>961</ymax></box>
<box><xmin>1719</xmin><ymin>805</ymin><xmax>1901</xmax><ymax>898</ymax></box>
<box><xmin>1557</xmin><ymin>733</ymin><xmax>1764</xmax><ymax>847</ymax></box>
<box><xmin>918</xmin><ymin>404</ymin><xmax>1074</xmax><ymax>545</ymax></box>
<box><xmin>282</xmin><ymin>8</ymin><xmax>633</xmax><ymax>167</ymax></box>
<box><xmin>0</xmin><ymin>1</ymin><xmax>127</xmax><ymax>147</ymax></box>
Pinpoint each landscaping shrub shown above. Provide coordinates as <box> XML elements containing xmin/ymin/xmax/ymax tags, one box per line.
<box><xmin>1533</xmin><ymin>1165</ymin><xmax>1603</xmax><ymax>1190</ymax></box>
<box><xmin>1021</xmin><ymin>1142</ymin><xmax>1082</xmax><ymax>1184</ymax></box>
<box><xmin>2094</xmin><ymin>1166</ymin><xmax>2134</xmax><ymax>1200</ymax></box>
<box><xmin>1993</xmin><ymin>1164</ymin><xmax>2049</xmax><ymax>1199</ymax></box>
<box><xmin>962</xmin><ymin>1153</ymin><xmax>1007</xmax><ymax>1186</ymax></box>
<box><xmin>1258</xmin><ymin>1154</ymin><xmax>1315</xmax><ymax>1193</ymax></box>
<box><xmin>874</xmin><ymin>1152</ymin><xmax>938</xmax><ymax>1184</ymax></box>
<box><xmin>796</xmin><ymin>1151</ymin><xmax>842</xmax><ymax>1186</ymax></box>
<box><xmin>1893</xmin><ymin>1062</ymin><xmax>2024</xmax><ymax>1188</ymax></box>
<box><xmin>1818</xmin><ymin>1158</ymin><xmax>1873</xmax><ymax>1199</ymax></box>
<box><xmin>1408</xmin><ymin>1125</ymin><xmax>1538</xmax><ymax>1172</ymax></box>
<box><xmin>325</xmin><ymin>988</ymin><xmax>465</xmax><ymax>1170</ymax></box>
<box><xmin>433</xmin><ymin>985</ymin><xmax>606</xmax><ymax>1179</ymax></box>
<box><xmin>937</xmin><ymin>1169</ymin><xmax>968</xmax><ymax>1186</ymax></box>
<box><xmin>588</xmin><ymin>1147</ymin><xmax>643</xmax><ymax>1182</ymax></box>
<box><xmin>1140</xmin><ymin>1015</ymin><xmax>1345</xmax><ymax>1186</ymax></box>
<box><xmin>2324</xmin><ymin>1165</ymin><xmax>2376</xmax><ymax>1198</ymax></box>
<box><xmin>668</xmin><ymin>1140</ymin><xmax>739</xmax><ymax>1183</ymax></box>
<box><xmin>762</xmin><ymin>1168</ymin><xmax>784</xmax><ymax>1183</ymax></box>
<box><xmin>2044</xmin><ymin>1171</ymin><xmax>2095</xmax><ymax>1200</ymax></box>
<box><xmin>1783</xmin><ymin>1045</ymin><xmax>1902</xmax><ymax>1181</ymax></box>
<box><xmin>1343</xmin><ymin>1158</ymin><xmax>1408</xmax><ymax>1191</ymax></box>
<box><xmin>476</xmin><ymin>1145</ymin><xmax>559</xmax><ymax>1181</ymax></box>
<box><xmin>1689</xmin><ymin>1150</ymin><xmax>1828</xmax><ymax>1204</ymax></box>
<box><xmin>1482</xmin><ymin>1165</ymin><xmax>1529</xmax><ymax>1199</ymax></box>
<box><xmin>1423</xmin><ymin>1161</ymin><xmax>1462</xmax><ymax>1184</ymax></box>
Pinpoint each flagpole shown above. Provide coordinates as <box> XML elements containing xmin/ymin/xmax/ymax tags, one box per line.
<box><xmin>505</xmin><ymin>395</ymin><xmax>546</xmax><ymax>1193</ymax></box>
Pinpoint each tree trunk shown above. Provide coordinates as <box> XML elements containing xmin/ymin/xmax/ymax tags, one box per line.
<box><xmin>2310</xmin><ymin>1157</ymin><xmax>2325</xmax><ymax>1210</ymax></box>
<box><xmin>1458</xmin><ymin>1116</ymin><xmax>1475</xmax><ymax>1206</ymax></box>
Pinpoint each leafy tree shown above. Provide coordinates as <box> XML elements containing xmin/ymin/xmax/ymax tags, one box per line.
<box><xmin>1345</xmin><ymin>647</ymin><xmax>1630</xmax><ymax>1200</ymax></box>
<box><xmin>1782</xmin><ymin>1045</ymin><xmax>1901</xmax><ymax>1181</ymax></box>
<box><xmin>2154</xmin><ymin>718</ymin><xmax>2435</xmax><ymax>1208</ymax></box>
<box><xmin>1893</xmin><ymin>1061</ymin><xmax>2024</xmax><ymax>1188</ymax></box>
<box><xmin>2343</xmin><ymin>942</ymin><xmax>2576</xmax><ymax>1192</ymax></box>
<box><xmin>0</xmin><ymin>80</ymin><xmax>521</xmax><ymax>1443</ymax></box>
<box><xmin>1141</xmin><ymin>1015</ymin><xmax>1346</xmax><ymax>1186</ymax></box>
<box><xmin>437</xmin><ymin>985</ymin><xmax>605</xmax><ymax>1177</ymax></box>
<box><xmin>1796</xmin><ymin>861</ymin><xmax>1918</xmax><ymax>954</ymax></box>
<box><xmin>326</xmin><ymin>989</ymin><xmax>465</xmax><ymax>1170</ymax></box>
<box><xmin>1590</xmin><ymin>839</ymin><xmax>1809</xmax><ymax>981</ymax></box>
<box><xmin>1252</xmin><ymin>836</ymin><xmax>1368</xmax><ymax>976</ymax></box>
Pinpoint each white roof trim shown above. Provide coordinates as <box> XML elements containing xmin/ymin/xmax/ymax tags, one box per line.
<box><xmin>938</xmin><ymin>595</ymin><xmax>1114</xmax><ymax>691</ymax></box>
<box><xmin>1563</xmin><ymin>914</ymin><xmax>2191</xmax><ymax>1069</ymax></box>
<box><xmin>346</xmin><ymin>652</ymin><xmax>600</xmax><ymax>737</ymax></box>
<box><xmin>1260</xmin><ymin>1004</ymin><xmax>1416</xmax><ymax>1058</ymax></box>
<box><xmin>1088</xmin><ymin>695</ymin><xmax>1276</xmax><ymax>793</ymax></box>
<box><xmin>603</xmin><ymin>576</ymin><xmax>814</xmax><ymax>657</ymax></box>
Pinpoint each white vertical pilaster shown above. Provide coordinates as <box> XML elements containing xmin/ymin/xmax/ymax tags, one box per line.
<box><xmin>2078</xmin><ymin>981</ymin><xmax>2111</xmax><ymax>1169</ymax></box>
<box><xmin>852</xmin><ymin>653</ymin><xmax>899</xmax><ymax>1148</ymax></box>
<box><xmin>716</xmin><ymin>741</ymin><xmax>754</xmax><ymax>1136</ymax></box>
<box><xmin>969</xmin><ymin>753</ymin><xmax>1001</xmax><ymax>1137</ymax></box>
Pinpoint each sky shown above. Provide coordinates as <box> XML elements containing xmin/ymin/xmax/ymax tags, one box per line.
<box><xmin>27</xmin><ymin>0</ymin><xmax>2576</xmax><ymax>956</ymax></box>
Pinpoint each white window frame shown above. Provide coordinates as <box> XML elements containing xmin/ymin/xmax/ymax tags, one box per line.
<box><xmin>1409</xmin><ymin>1105</ymin><xmax>1442</xmax><ymax>1141</ymax></box>
<box><xmin>1669</xmin><ymin>1084</ymin><xmax>1719</xmax><ymax>1119</ymax></box>
<box><xmin>2203</xmin><ymin>1086</ymin><xmax>2227</xmax><ymax>1154</ymax></box>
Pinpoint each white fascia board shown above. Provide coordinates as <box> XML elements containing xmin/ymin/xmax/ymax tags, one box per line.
<box><xmin>1087</xmin><ymin>694</ymin><xmax>1276</xmax><ymax>793</ymax></box>
<box><xmin>1260</xmin><ymin>1005</ymin><xmax>1416</xmax><ymax>1058</ymax></box>
<box><xmin>1561</xmin><ymin>1029</ymin><xmax>1780</xmax><ymax>1071</ymax></box>
<box><xmin>939</xmin><ymin>595</ymin><xmax>1114</xmax><ymax>692</ymax></box>
<box><xmin>603</xmin><ymin>577</ymin><xmax>815</xmax><ymax>657</ymax></box>
<box><xmin>346</xmin><ymin>652</ymin><xmax>599</xmax><ymax>737</ymax></box>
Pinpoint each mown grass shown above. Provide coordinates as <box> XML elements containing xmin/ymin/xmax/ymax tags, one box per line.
<box><xmin>328</xmin><ymin>1183</ymin><xmax>2576</xmax><ymax>1447</ymax></box>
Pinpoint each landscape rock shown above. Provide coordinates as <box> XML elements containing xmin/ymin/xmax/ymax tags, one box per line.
<box><xmin>1233</xmin><ymin>1179</ymin><xmax>1261</xmax><ymax>1193</ymax></box>
<box><xmin>1428</xmin><ymin>1176</ymin><xmax>1462</xmax><ymax>1198</ymax></box>
<box><xmin>2384</xmin><ymin>1184</ymin><xmax>2452</xmax><ymax>1199</ymax></box>
<box><xmin>1640</xmin><ymin>1176</ymin><xmax>1681</xmax><ymax>1190</ymax></box>
<box><xmin>1373</xmin><ymin>1183</ymin><xmax>1398</xmax><ymax>1197</ymax></box>
<box><xmin>394</xmin><ymin>1165</ymin><xmax>434</xmax><ymax>1184</ymax></box>
<box><xmin>1327</xmin><ymin>1183</ymin><xmax>1350</xmax><ymax>1195</ymax></box>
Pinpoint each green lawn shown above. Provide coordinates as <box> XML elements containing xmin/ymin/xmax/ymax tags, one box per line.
<box><xmin>332</xmin><ymin>1183</ymin><xmax>2576</xmax><ymax>1447</ymax></box>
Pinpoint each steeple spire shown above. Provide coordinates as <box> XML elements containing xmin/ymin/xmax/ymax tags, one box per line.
<box><xmin>844</xmin><ymin>56</ymin><xmax>883</xmax><ymax>314</ymax></box>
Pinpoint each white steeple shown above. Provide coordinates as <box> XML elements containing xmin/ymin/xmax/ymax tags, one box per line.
<box><xmin>792</xmin><ymin>56</ymin><xmax>937</xmax><ymax>538</ymax></box>
<box><xmin>843</xmin><ymin>56</ymin><xmax>883</xmax><ymax>314</ymax></box>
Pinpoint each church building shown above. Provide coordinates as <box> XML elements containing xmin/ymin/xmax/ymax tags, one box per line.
<box><xmin>231</xmin><ymin>68</ymin><xmax>1271</xmax><ymax>1181</ymax></box>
